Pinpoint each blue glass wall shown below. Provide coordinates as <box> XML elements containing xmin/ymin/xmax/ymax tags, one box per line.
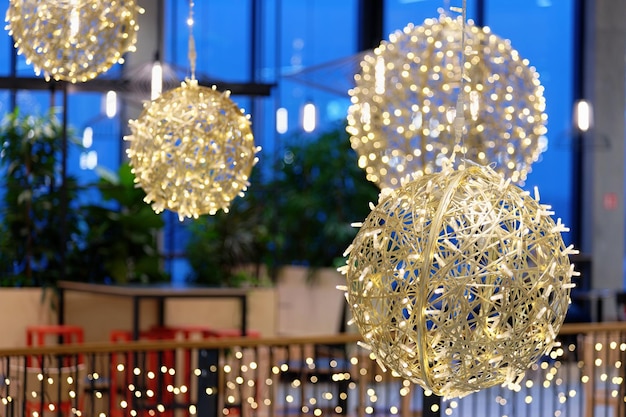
<box><xmin>0</xmin><ymin>0</ymin><xmax>578</xmax><ymax>282</ymax></box>
<box><xmin>383</xmin><ymin>0</ymin><xmax>574</xmax><ymax>242</ymax></box>
<box><xmin>486</xmin><ymin>1</ymin><xmax>574</xmax><ymax>240</ymax></box>
<box><xmin>385</xmin><ymin>0</ymin><xmax>478</xmax><ymax>32</ymax></box>
<box><xmin>0</xmin><ymin>0</ymin><xmax>8</xmax><ymax>78</ymax></box>
<box><xmin>166</xmin><ymin>0</ymin><xmax>252</xmax><ymax>82</ymax></box>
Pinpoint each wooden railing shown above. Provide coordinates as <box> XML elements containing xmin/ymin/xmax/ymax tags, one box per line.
<box><xmin>0</xmin><ymin>323</ymin><xmax>623</xmax><ymax>417</ymax></box>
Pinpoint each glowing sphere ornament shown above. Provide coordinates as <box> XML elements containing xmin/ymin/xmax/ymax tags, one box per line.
<box><xmin>125</xmin><ymin>79</ymin><xmax>260</xmax><ymax>220</ymax></box>
<box><xmin>339</xmin><ymin>163</ymin><xmax>577</xmax><ymax>398</ymax></box>
<box><xmin>5</xmin><ymin>0</ymin><xmax>142</xmax><ymax>83</ymax></box>
<box><xmin>347</xmin><ymin>14</ymin><xmax>547</xmax><ymax>189</ymax></box>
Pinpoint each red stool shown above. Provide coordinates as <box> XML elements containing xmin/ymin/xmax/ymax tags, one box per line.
<box><xmin>26</xmin><ymin>324</ymin><xmax>84</xmax><ymax>346</ymax></box>
<box><xmin>24</xmin><ymin>325</ymin><xmax>85</xmax><ymax>415</ymax></box>
<box><xmin>26</xmin><ymin>324</ymin><xmax>84</xmax><ymax>366</ymax></box>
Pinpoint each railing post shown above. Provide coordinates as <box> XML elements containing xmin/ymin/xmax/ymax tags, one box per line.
<box><xmin>196</xmin><ymin>348</ymin><xmax>219</xmax><ymax>417</ymax></box>
<box><xmin>422</xmin><ymin>392</ymin><xmax>441</xmax><ymax>417</ymax></box>
<box><xmin>356</xmin><ymin>356</ymin><xmax>366</xmax><ymax>417</ymax></box>
<box><xmin>400</xmin><ymin>385</ymin><xmax>411</xmax><ymax>417</ymax></box>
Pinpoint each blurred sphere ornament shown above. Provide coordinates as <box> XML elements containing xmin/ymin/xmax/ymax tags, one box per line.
<box><xmin>125</xmin><ymin>79</ymin><xmax>260</xmax><ymax>220</ymax></box>
<box><xmin>340</xmin><ymin>162</ymin><xmax>577</xmax><ymax>398</ymax></box>
<box><xmin>5</xmin><ymin>0</ymin><xmax>142</xmax><ymax>83</ymax></box>
<box><xmin>347</xmin><ymin>13</ymin><xmax>547</xmax><ymax>189</ymax></box>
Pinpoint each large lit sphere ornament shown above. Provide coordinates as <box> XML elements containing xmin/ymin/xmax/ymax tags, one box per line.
<box><xmin>340</xmin><ymin>162</ymin><xmax>577</xmax><ymax>398</ymax></box>
<box><xmin>347</xmin><ymin>14</ymin><xmax>547</xmax><ymax>189</ymax></box>
<box><xmin>5</xmin><ymin>0</ymin><xmax>142</xmax><ymax>83</ymax></box>
<box><xmin>125</xmin><ymin>79</ymin><xmax>260</xmax><ymax>220</ymax></box>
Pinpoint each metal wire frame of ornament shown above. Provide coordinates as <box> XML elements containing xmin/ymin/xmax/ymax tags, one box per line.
<box><xmin>5</xmin><ymin>0</ymin><xmax>143</xmax><ymax>83</ymax></box>
<box><xmin>125</xmin><ymin>80</ymin><xmax>260</xmax><ymax>221</ymax></box>
<box><xmin>124</xmin><ymin>0</ymin><xmax>260</xmax><ymax>221</ymax></box>
<box><xmin>347</xmin><ymin>13</ymin><xmax>547</xmax><ymax>190</ymax></box>
<box><xmin>339</xmin><ymin>162</ymin><xmax>578</xmax><ymax>399</ymax></box>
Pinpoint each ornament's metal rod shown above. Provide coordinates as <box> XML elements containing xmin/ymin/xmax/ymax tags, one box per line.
<box><xmin>451</xmin><ymin>0</ymin><xmax>468</xmax><ymax>164</ymax></box>
<box><xmin>416</xmin><ymin>167</ymin><xmax>468</xmax><ymax>388</ymax></box>
<box><xmin>188</xmin><ymin>0</ymin><xmax>197</xmax><ymax>81</ymax></box>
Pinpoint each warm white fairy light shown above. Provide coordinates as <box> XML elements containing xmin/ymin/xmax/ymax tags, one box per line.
<box><xmin>347</xmin><ymin>13</ymin><xmax>547</xmax><ymax>189</ymax></box>
<box><xmin>125</xmin><ymin>0</ymin><xmax>260</xmax><ymax>220</ymax></box>
<box><xmin>340</xmin><ymin>163</ymin><xmax>577</xmax><ymax>398</ymax></box>
<box><xmin>5</xmin><ymin>0</ymin><xmax>142</xmax><ymax>83</ymax></box>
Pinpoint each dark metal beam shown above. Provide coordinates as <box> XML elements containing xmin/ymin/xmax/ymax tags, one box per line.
<box><xmin>571</xmin><ymin>0</ymin><xmax>587</xmax><ymax>260</ymax></box>
<box><xmin>0</xmin><ymin>76</ymin><xmax>275</xmax><ymax>96</ymax></box>
<box><xmin>475</xmin><ymin>0</ymin><xmax>485</xmax><ymax>27</ymax></box>
<box><xmin>358</xmin><ymin>0</ymin><xmax>384</xmax><ymax>51</ymax></box>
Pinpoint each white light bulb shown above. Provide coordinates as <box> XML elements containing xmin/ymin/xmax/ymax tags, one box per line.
<box><xmin>574</xmin><ymin>99</ymin><xmax>593</xmax><ymax>132</ymax></box>
<box><xmin>302</xmin><ymin>102</ymin><xmax>317</xmax><ymax>133</ymax></box>
<box><xmin>151</xmin><ymin>61</ymin><xmax>163</xmax><ymax>100</ymax></box>
<box><xmin>82</xmin><ymin>127</ymin><xmax>93</xmax><ymax>148</ymax></box>
<box><xmin>105</xmin><ymin>91</ymin><xmax>117</xmax><ymax>119</ymax></box>
<box><xmin>276</xmin><ymin>107</ymin><xmax>288</xmax><ymax>134</ymax></box>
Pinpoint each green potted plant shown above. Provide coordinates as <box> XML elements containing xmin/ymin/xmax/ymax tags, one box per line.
<box><xmin>184</xmin><ymin>122</ymin><xmax>379</xmax><ymax>286</ymax></box>
<box><xmin>267</xmin><ymin>122</ymin><xmax>380</xmax><ymax>273</ymax></box>
<box><xmin>71</xmin><ymin>163</ymin><xmax>169</xmax><ymax>284</ymax></box>
<box><xmin>184</xmin><ymin>170</ymin><xmax>272</xmax><ymax>287</ymax></box>
<box><xmin>0</xmin><ymin>108</ymin><xmax>83</xmax><ymax>287</ymax></box>
<box><xmin>265</xmin><ymin>122</ymin><xmax>380</xmax><ymax>335</ymax></box>
<box><xmin>181</xmin><ymin>122</ymin><xmax>378</xmax><ymax>334</ymax></box>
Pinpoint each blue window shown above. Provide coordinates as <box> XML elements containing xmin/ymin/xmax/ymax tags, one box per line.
<box><xmin>486</xmin><ymin>1</ymin><xmax>574</xmax><ymax>240</ymax></box>
<box><xmin>0</xmin><ymin>0</ymin><xmax>578</xmax><ymax>283</ymax></box>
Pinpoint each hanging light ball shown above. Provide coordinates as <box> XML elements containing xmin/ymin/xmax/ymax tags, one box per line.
<box><xmin>340</xmin><ymin>163</ymin><xmax>577</xmax><ymax>398</ymax></box>
<box><xmin>5</xmin><ymin>0</ymin><xmax>142</xmax><ymax>83</ymax></box>
<box><xmin>347</xmin><ymin>13</ymin><xmax>547</xmax><ymax>189</ymax></box>
<box><xmin>125</xmin><ymin>79</ymin><xmax>260</xmax><ymax>220</ymax></box>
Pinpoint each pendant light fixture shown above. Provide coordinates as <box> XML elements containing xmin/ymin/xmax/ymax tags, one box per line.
<box><xmin>347</xmin><ymin>9</ymin><xmax>547</xmax><ymax>190</ymax></box>
<box><xmin>125</xmin><ymin>0</ymin><xmax>260</xmax><ymax>220</ymax></box>
<box><xmin>340</xmin><ymin>2</ymin><xmax>576</xmax><ymax>399</ymax></box>
<box><xmin>5</xmin><ymin>0</ymin><xmax>143</xmax><ymax>83</ymax></box>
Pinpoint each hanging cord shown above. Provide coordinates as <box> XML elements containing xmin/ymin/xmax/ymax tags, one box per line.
<box><xmin>187</xmin><ymin>0</ymin><xmax>197</xmax><ymax>81</ymax></box>
<box><xmin>450</xmin><ymin>0</ymin><xmax>468</xmax><ymax>163</ymax></box>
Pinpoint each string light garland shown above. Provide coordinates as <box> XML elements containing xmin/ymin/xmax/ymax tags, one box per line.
<box><xmin>339</xmin><ymin>163</ymin><xmax>578</xmax><ymax>398</ymax></box>
<box><xmin>125</xmin><ymin>0</ymin><xmax>260</xmax><ymax>220</ymax></box>
<box><xmin>346</xmin><ymin>12</ymin><xmax>547</xmax><ymax>189</ymax></box>
<box><xmin>5</xmin><ymin>0</ymin><xmax>142</xmax><ymax>83</ymax></box>
<box><xmin>0</xmin><ymin>339</ymin><xmax>617</xmax><ymax>414</ymax></box>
